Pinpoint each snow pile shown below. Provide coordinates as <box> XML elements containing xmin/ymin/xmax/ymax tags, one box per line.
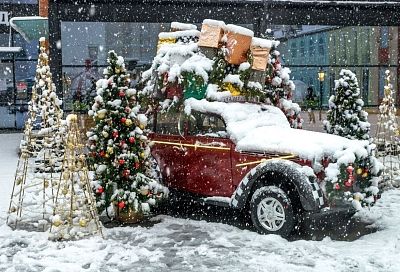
<box><xmin>171</xmin><ymin>22</ymin><xmax>197</xmax><ymax>31</ymax></box>
<box><xmin>251</xmin><ymin>37</ymin><xmax>279</xmax><ymax>49</ymax></box>
<box><xmin>158</xmin><ymin>30</ymin><xmax>200</xmax><ymax>40</ymax></box>
<box><xmin>225</xmin><ymin>24</ymin><xmax>254</xmax><ymax>37</ymax></box>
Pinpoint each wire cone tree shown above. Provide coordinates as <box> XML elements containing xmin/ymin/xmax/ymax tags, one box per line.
<box><xmin>49</xmin><ymin>114</ymin><xmax>103</xmax><ymax>240</ymax></box>
<box><xmin>374</xmin><ymin>70</ymin><xmax>400</xmax><ymax>189</ymax></box>
<box><xmin>324</xmin><ymin>69</ymin><xmax>370</xmax><ymax>141</ymax></box>
<box><xmin>7</xmin><ymin>38</ymin><xmax>64</xmax><ymax>231</ymax></box>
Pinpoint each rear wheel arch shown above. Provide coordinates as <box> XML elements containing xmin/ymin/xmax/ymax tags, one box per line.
<box><xmin>231</xmin><ymin>160</ymin><xmax>322</xmax><ymax>212</ymax></box>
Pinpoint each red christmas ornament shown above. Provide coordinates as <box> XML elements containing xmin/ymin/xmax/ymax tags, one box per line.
<box><xmin>122</xmin><ymin>169</ymin><xmax>130</xmax><ymax>177</ymax></box>
<box><xmin>99</xmin><ymin>150</ymin><xmax>105</xmax><ymax>157</ymax></box>
<box><xmin>129</xmin><ymin>137</ymin><xmax>135</xmax><ymax>143</ymax></box>
<box><xmin>118</xmin><ymin>159</ymin><xmax>125</xmax><ymax>165</ymax></box>
<box><xmin>334</xmin><ymin>183</ymin><xmax>340</xmax><ymax>190</ymax></box>
<box><xmin>134</xmin><ymin>162</ymin><xmax>140</xmax><ymax>169</ymax></box>
<box><xmin>118</xmin><ymin>201</ymin><xmax>125</xmax><ymax>209</ymax></box>
<box><xmin>121</xmin><ymin>117</ymin><xmax>127</xmax><ymax>124</ymax></box>
<box><xmin>97</xmin><ymin>186</ymin><xmax>104</xmax><ymax>194</ymax></box>
<box><xmin>345</xmin><ymin>165</ymin><xmax>354</xmax><ymax>187</ymax></box>
<box><xmin>125</xmin><ymin>107</ymin><xmax>131</xmax><ymax>113</ymax></box>
<box><xmin>119</xmin><ymin>91</ymin><xmax>125</xmax><ymax>97</ymax></box>
<box><xmin>112</xmin><ymin>131</ymin><xmax>119</xmax><ymax>138</ymax></box>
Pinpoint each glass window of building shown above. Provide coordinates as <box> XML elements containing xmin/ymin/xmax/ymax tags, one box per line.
<box><xmin>318</xmin><ymin>37</ymin><xmax>324</xmax><ymax>57</ymax></box>
<box><xmin>300</xmin><ymin>40</ymin><xmax>305</xmax><ymax>58</ymax></box>
<box><xmin>380</xmin><ymin>26</ymin><xmax>389</xmax><ymax>49</ymax></box>
<box><xmin>309</xmin><ymin>39</ymin><xmax>315</xmax><ymax>57</ymax></box>
<box><xmin>291</xmin><ymin>42</ymin><xmax>297</xmax><ymax>58</ymax></box>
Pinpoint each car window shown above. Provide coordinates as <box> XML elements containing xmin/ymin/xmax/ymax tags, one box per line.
<box><xmin>188</xmin><ymin>111</ymin><xmax>227</xmax><ymax>138</ymax></box>
<box><xmin>155</xmin><ymin>111</ymin><xmax>184</xmax><ymax>135</ymax></box>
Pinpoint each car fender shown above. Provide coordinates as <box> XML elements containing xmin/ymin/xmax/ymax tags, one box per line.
<box><xmin>231</xmin><ymin>159</ymin><xmax>324</xmax><ymax>211</ymax></box>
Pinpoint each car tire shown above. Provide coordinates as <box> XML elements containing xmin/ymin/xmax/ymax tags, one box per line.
<box><xmin>250</xmin><ymin>185</ymin><xmax>295</xmax><ymax>237</ymax></box>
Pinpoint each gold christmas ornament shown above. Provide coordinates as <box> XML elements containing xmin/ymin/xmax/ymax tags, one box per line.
<box><xmin>125</xmin><ymin>119</ymin><xmax>133</xmax><ymax>127</ymax></box>
<box><xmin>16</xmin><ymin>177</ymin><xmax>23</xmax><ymax>185</ymax></box>
<box><xmin>107</xmin><ymin>146</ymin><xmax>114</xmax><ymax>154</ymax></box>
<box><xmin>62</xmin><ymin>187</ymin><xmax>69</xmax><ymax>196</ymax></box>
<box><xmin>356</xmin><ymin>168</ymin><xmax>363</xmax><ymax>175</ymax></box>
<box><xmin>63</xmin><ymin>171</ymin><xmax>70</xmax><ymax>180</ymax></box>
<box><xmin>353</xmin><ymin>195</ymin><xmax>361</xmax><ymax>201</ymax></box>
<box><xmin>9</xmin><ymin>206</ymin><xmax>16</xmax><ymax>213</ymax></box>
<box><xmin>140</xmin><ymin>188</ymin><xmax>149</xmax><ymax>195</ymax></box>
<box><xmin>362</xmin><ymin>172</ymin><xmax>368</xmax><ymax>178</ymax></box>
<box><xmin>44</xmin><ymin>180</ymin><xmax>49</xmax><ymax>188</ymax></box>
<box><xmin>97</xmin><ymin>111</ymin><xmax>106</xmax><ymax>120</ymax></box>
<box><xmin>140</xmin><ymin>152</ymin><xmax>146</xmax><ymax>158</ymax></box>
<box><xmin>139</xmin><ymin>124</ymin><xmax>145</xmax><ymax>130</ymax></box>
<box><xmin>79</xmin><ymin>218</ymin><xmax>88</xmax><ymax>227</ymax></box>
<box><xmin>102</xmin><ymin>131</ymin><xmax>109</xmax><ymax>138</ymax></box>
<box><xmin>53</xmin><ymin>219</ymin><xmax>62</xmax><ymax>227</ymax></box>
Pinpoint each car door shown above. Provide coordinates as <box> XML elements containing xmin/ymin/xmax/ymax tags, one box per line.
<box><xmin>150</xmin><ymin>111</ymin><xmax>189</xmax><ymax>190</ymax></box>
<box><xmin>183</xmin><ymin>111</ymin><xmax>234</xmax><ymax>197</ymax></box>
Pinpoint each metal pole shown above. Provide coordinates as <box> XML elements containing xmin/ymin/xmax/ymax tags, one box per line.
<box><xmin>319</xmin><ymin>80</ymin><xmax>323</xmax><ymax>121</ymax></box>
<box><xmin>11</xmin><ymin>29</ymin><xmax>17</xmax><ymax>129</ymax></box>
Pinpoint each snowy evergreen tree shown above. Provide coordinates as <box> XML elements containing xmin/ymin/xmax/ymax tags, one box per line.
<box><xmin>324</xmin><ymin>69</ymin><xmax>370</xmax><ymax>140</ymax></box>
<box><xmin>88</xmin><ymin>51</ymin><xmax>167</xmax><ymax>219</ymax></box>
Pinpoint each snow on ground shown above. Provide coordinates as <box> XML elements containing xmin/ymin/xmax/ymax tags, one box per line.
<box><xmin>0</xmin><ymin>133</ymin><xmax>400</xmax><ymax>271</ymax></box>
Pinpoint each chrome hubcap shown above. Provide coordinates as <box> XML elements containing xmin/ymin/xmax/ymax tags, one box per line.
<box><xmin>257</xmin><ymin>197</ymin><xmax>286</xmax><ymax>231</ymax></box>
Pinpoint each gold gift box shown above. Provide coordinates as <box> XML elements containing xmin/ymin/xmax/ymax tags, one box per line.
<box><xmin>250</xmin><ymin>46</ymin><xmax>270</xmax><ymax>71</ymax></box>
<box><xmin>157</xmin><ymin>37</ymin><xmax>176</xmax><ymax>52</ymax></box>
<box><xmin>225</xmin><ymin>31</ymin><xmax>252</xmax><ymax>65</ymax></box>
<box><xmin>198</xmin><ymin>24</ymin><xmax>224</xmax><ymax>48</ymax></box>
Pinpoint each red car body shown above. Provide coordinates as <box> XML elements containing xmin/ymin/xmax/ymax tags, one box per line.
<box><xmin>150</xmin><ymin>133</ymin><xmax>311</xmax><ymax>198</ymax></box>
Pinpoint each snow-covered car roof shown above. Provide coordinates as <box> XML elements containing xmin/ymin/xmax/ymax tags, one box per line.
<box><xmin>184</xmin><ymin>98</ymin><xmax>290</xmax><ymax>141</ymax></box>
<box><xmin>184</xmin><ymin>98</ymin><xmax>372</xmax><ymax>163</ymax></box>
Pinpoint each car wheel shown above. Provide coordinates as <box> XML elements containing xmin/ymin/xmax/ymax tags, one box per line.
<box><xmin>250</xmin><ymin>185</ymin><xmax>295</xmax><ymax>237</ymax></box>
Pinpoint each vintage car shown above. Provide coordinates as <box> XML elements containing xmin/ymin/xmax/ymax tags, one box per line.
<box><xmin>149</xmin><ymin>98</ymin><xmax>380</xmax><ymax>237</ymax></box>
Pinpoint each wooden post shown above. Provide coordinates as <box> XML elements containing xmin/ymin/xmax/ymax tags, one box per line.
<box><xmin>39</xmin><ymin>0</ymin><xmax>48</xmax><ymax>17</ymax></box>
<box><xmin>39</xmin><ymin>0</ymin><xmax>49</xmax><ymax>52</ymax></box>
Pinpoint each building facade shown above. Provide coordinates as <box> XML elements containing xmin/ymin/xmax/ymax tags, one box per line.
<box><xmin>280</xmin><ymin>25</ymin><xmax>399</xmax><ymax>107</ymax></box>
<box><xmin>0</xmin><ymin>1</ymin><xmax>38</xmax><ymax>129</ymax></box>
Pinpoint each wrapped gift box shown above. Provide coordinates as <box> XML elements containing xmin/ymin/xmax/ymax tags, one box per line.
<box><xmin>250</xmin><ymin>37</ymin><xmax>273</xmax><ymax>71</ymax></box>
<box><xmin>225</xmin><ymin>24</ymin><xmax>253</xmax><ymax>65</ymax></box>
<box><xmin>166</xmin><ymin>83</ymin><xmax>183</xmax><ymax>99</ymax></box>
<box><xmin>183</xmin><ymin>74</ymin><xmax>207</xmax><ymax>99</ymax></box>
<box><xmin>198</xmin><ymin>19</ymin><xmax>225</xmax><ymax>48</ymax></box>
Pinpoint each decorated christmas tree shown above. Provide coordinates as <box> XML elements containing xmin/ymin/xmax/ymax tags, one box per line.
<box><xmin>49</xmin><ymin>114</ymin><xmax>103</xmax><ymax>240</ymax></box>
<box><xmin>374</xmin><ymin>70</ymin><xmax>400</xmax><ymax>189</ymax></box>
<box><xmin>87</xmin><ymin>51</ymin><xmax>168</xmax><ymax>222</ymax></box>
<box><xmin>324</xmin><ymin>69</ymin><xmax>370</xmax><ymax>140</ymax></box>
